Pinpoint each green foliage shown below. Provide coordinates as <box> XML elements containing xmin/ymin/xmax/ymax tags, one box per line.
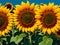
<box><xmin>0</xmin><ymin>27</ymin><xmax>60</xmax><ymax>45</ymax></box>
<box><xmin>0</xmin><ymin>37</ymin><xmax>7</xmax><ymax>41</ymax></box>
<box><xmin>10</xmin><ymin>33</ymin><xmax>26</xmax><ymax>44</ymax></box>
<box><xmin>39</xmin><ymin>36</ymin><xmax>53</xmax><ymax>45</ymax></box>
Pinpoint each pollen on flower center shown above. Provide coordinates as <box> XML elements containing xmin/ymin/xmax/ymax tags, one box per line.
<box><xmin>20</xmin><ymin>11</ymin><xmax>35</xmax><ymax>27</ymax></box>
<box><xmin>42</xmin><ymin>12</ymin><xmax>57</xmax><ymax>28</ymax></box>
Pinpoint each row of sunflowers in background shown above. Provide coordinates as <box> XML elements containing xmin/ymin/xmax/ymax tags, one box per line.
<box><xmin>0</xmin><ymin>1</ymin><xmax>60</xmax><ymax>45</ymax></box>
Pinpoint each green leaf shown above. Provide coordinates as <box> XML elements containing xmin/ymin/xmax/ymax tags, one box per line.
<box><xmin>12</xmin><ymin>29</ymin><xmax>17</xmax><ymax>36</ymax></box>
<box><xmin>43</xmin><ymin>36</ymin><xmax>48</xmax><ymax>41</ymax></box>
<box><xmin>38</xmin><ymin>33</ymin><xmax>43</xmax><ymax>36</ymax></box>
<box><xmin>39</xmin><ymin>36</ymin><xmax>53</xmax><ymax>45</ymax></box>
<box><xmin>10</xmin><ymin>33</ymin><xmax>26</xmax><ymax>44</ymax></box>
<box><xmin>1</xmin><ymin>38</ymin><xmax>6</xmax><ymax>41</ymax></box>
<box><xmin>46</xmin><ymin>38</ymin><xmax>53</xmax><ymax>45</ymax></box>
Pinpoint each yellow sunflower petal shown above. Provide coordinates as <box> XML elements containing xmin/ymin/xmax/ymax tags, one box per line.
<box><xmin>47</xmin><ymin>28</ymin><xmax>51</xmax><ymax>35</ymax></box>
<box><xmin>42</xmin><ymin>28</ymin><xmax>47</xmax><ymax>34</ymax></box>
<box><xmin>26</xmin><ymin>1</ymin><xmax>30</xmax><ymax>8</ymax></box>
<box><xmin>30</xmin><ymin>3</ymin><xmax>35</xmax><ymax>10</ymax></box>
<box><xmin>21</xmin><ymin>1</ymin><xmax>26</xmax><ymax>8</ymax></box>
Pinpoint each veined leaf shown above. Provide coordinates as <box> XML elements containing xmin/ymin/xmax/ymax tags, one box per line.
<box><xmin>10</xmin><ymin>33</ymin><xmax>26</xmax><ymax>44</ymax></box>
<box><xmin>39</xmin><ymin>36</ymin><xmax>53</xmax><ymax>45</ymax></box>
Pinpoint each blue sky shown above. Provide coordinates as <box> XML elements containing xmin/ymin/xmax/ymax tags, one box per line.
<box><xmin>0</xmin><ymin>0</ymin><xmax>60</xmax><ymax>6</ymax></box>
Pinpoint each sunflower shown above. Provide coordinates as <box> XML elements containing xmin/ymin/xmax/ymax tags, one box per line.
<box><xmin>35</xmin><ymin>3</ymin><xmax>60</xmax><ymax>34</ymax></box>
<box><xmin>0</xmin><ymin>6</ymin><xmax>13</xmax><ymax>36</ymax></box>
<box><xmin>13</xmin><ymin>1</ymin><xmax>39</xmax><ymax>32</ymax></box>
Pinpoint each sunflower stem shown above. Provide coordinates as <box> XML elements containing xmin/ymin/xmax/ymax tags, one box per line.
<box><xmin>28</xmin><ymin>33</ymin><xmax>32</xmax><ymax>45</ymax></box>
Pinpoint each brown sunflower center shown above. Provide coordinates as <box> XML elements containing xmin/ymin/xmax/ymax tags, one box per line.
<box><xmin>0</xmin><ymin>14</ymin><xmax>8</xmax><ymax>31</ymax></box>
<box><xmin>19</xmin><ymin>11</ymin><xmax>35</xmax><ymax>27</ymax></box>
<box><xmin>0</xmin><ymin>16</ymin><xmax>5</xmax><ymax>27</ymax></box>
<box><xmin>42</xmin><ymin>12</ymin><xmax>57</xmax><ymax>28</ymax></box>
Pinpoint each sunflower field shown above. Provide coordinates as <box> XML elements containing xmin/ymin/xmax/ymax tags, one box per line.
<box><xmin>0</xmin><ymin>0</ymin><xmax>60</xmax><ymax>45</ymax></box>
